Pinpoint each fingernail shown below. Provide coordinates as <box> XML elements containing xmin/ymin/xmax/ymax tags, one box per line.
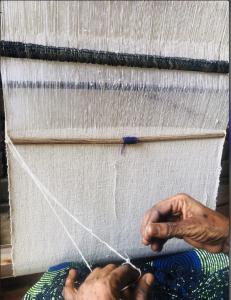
<box><xmin>146</xmin><ymin>224</ymin><xmax>157</xmax><ymax>236</ymax></box>
<box><xmin>122</xmin><ymin>263</ymin><xmax>140</xmax><ymax>276</ymax></box>
<box><xmin>145</xmin><ymin>274</ymin><xmax>154</xmax><ymax>286</ymax></box>
<box><xmin>145</xmin><ymin>225</ymin><xmax>151</xmax><ymax>237</ymax></box>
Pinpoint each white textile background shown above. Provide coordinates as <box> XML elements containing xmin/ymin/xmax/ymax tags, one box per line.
<box><xmin>1</xmin><ymin>1</ymin><xmax>229</xmax><ymax>276</ymax></box>
<box><xmin>1</xmin><ymin>1</ymin><xmax>229</xmax><ymax>60</ymax></box>
<box><xmin>7</xmin><ymin>140</ymin><xmax>224</xmax><ymax>275</ymax></box>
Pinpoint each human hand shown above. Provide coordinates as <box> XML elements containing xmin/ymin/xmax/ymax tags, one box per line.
<box><xmin>141</xmin><ymin>193</ymin><xmax>229</xmax><ymax>254</ymax></box>
<box><xmin>63</xmin><ymin>264</ymin><xmax>154</xmax><ymax>300</ymax></box>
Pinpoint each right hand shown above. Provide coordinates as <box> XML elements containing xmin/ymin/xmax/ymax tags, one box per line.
<box><xmin>63</xmin><ymin>264</ymin><xmax>154</xmax><ymax>300</ymax></box>
<box><xmin>141</xmin><ymin>193</ymin><xmax>229</xmax><ymax>254</ymax></box>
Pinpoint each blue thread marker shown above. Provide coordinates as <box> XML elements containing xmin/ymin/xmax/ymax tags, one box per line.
<box><xmin>122</xmin><ymin>136</ymin><xmax>139</xmax><ymax>144</ymax></box>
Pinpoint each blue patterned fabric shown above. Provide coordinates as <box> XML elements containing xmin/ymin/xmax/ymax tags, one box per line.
<box><xmin>146</xmin><ymin>249</ymin><xmax>229</xmax><ymax>299</ymax></box>
<box><xmin>23</xmin><ymin>249</ymin><xmax>229</xmax><ymax>300</ymax></box>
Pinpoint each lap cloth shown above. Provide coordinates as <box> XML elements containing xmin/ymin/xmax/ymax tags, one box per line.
<box><xmin>22</xmin><ymin>249</ymin><xmax>229</xmax><ymax>300</ymax></box>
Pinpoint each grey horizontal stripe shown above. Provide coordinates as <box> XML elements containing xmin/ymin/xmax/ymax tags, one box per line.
<box><xmin>5</xmin><ymin>80</ymin><xmax>228</xmax><ymax>94</ymax></box>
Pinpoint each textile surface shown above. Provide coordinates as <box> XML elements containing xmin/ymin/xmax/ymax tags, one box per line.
<box><xmin>1</xmin><ymin>58</ymin><xmax>229</xmax><ymax>276</ymax></box>
<box><xmin>1</xmin><ymin>1</ymin><xmax>228</xmax><ymax>60</ymax></box>
<box><xmin>22</xmin><ymin>249</ymin><xmax>229</xmax><ymax>300</ymax></box>
<box><xmin>1</xmin><ymin>1</ymin><xmax>229</xmax><ymax>276</ymax></box>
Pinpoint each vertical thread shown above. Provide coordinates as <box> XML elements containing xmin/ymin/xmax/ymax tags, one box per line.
<box><xmin>5</xmin><ymin>134</ymin><xmax>141</xmax><ymax>274</ymax></box>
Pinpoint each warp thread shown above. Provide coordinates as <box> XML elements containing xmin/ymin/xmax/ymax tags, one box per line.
<box><xmin>5</xmin><ymin>134</ymin><xmax>141</xmax><ymax>275</ymax></box>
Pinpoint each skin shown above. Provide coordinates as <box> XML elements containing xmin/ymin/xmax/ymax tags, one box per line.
<box><xmin>64</xmin><ymin>193</ymin><xmax>229</xmax><ymax>299</ymax></box>
<box><xmin>141</xmin><ymin>193</ymin><xmax>229</xmax><ymax>254</ymax></box>
<box><xmin>63</xmin><ymin>264</ymin><xmax>154</xmax><ymax>300</ymax></box>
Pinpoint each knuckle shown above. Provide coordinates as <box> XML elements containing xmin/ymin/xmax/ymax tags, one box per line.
<box><xmin>144</xmin><ymin>210</ymin><xmax>151</xmax><ymax>219</ymax></box>
<box><xmin>109</xmin><ymin>263</ymin><xmax>117</xmax><ymax>268</ymax></box>
<box><xmin>107</xmin><ymin>263</ymin><xmax>117</xmax><ymax>270</ymax></box>
<box><xmin>108</xmin><ymin>272</ymin><xmax>116</xmax><ymax>282</ymax></box>
<box><xmin>176</xmin><ymin>193</ymin><xmax>189</xmax><ymax>199</ymax></box>
<box><xmin>94</xmin><ymin>267</ymin><xmax>101</xmax><ymax>272</ymax></box>
<box><xmin>92</xmin><ymin>267</ymin><xmax>101</xmax><ymax>274</ymax></box>
<box><xmin>147</xmin><ymin>224</ymin><xmax>161</xmax><ymax>239</ymax></box>
<box><xmin>178</xmin><ymin>192</ymin><xmax>190</xmax><ymax>199</ymax></box>
<box><xmin>95</xmin><ymin>280</ymin><xmax>106</xmax><ymax>290</ymax></box>
<box><xmin>166</xmin><ymin>222</ymin><xmax>177</xmax><ymax>237</ymax></box>
<box><xmin>174</xmin><ymin>193</ymin><xmax>192</xmax><ymax>208</ymax></box>
<box><xmin>107</xmin><ymin>274</ymin><xmax>120</xmax><ymax>289</ymax></box>
<box><xmin>147</xmin><ymin>224</ymin><xmax>155</xmax><ymax>236</ymax></box>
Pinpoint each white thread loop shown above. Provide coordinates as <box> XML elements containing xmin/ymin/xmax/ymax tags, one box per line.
<box><xmin>6</xmin><ymin>134</ymin><xmax>92</xmax><ymax>271</ymax></box>
<box><xmin>5</xmin><ymin>134</ymin><xmax>140</xmax><ymax>274</ymax></box>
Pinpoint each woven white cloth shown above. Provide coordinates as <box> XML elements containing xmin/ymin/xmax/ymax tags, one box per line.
<box><xmin>1</xmin><ymin>1</ymin><xmax>229</xmax><ymax>276</ymax></box>
<box><xmin>1</xmin><ymin>1</ymin><xmax>229</xmax><ymax>60</ymax></box>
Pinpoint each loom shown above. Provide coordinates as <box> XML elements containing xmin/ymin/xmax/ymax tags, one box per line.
<box><xmin>0</xmin><ymin>1</ymin><xmax>229</xmax><ymax>276</ymax></box>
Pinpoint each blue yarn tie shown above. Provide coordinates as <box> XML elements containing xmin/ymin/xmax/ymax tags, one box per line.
<box><xmin>122</xmin><ymin>136</ymin><xmax>139</xmax><ymax>144</ymax></box>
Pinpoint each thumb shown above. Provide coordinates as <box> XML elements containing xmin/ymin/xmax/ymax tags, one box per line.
<box><xmin>133</xmin><ymin>273</ymin><xmax>154</xmax><ymax>300</ymax></box>
<box><xmin>64</xmin><ymin>269</ymin><xmax>78</xmax><ymax>289</ymax></box>
<box><xmin>145</xmin><ymin>220</ymin><xmax>193</xmax><ymax>240</ymax></box>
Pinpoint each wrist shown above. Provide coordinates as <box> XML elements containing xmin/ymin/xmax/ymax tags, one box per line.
<box><xmin>223</xmin><ymin>234</ymin><xmax>229</xmax><ymax>254</ymax></box>
<box><xmin>219</xmin><ymin>215</ymin><xmax>229</xmax><ymax>254</ymax></box>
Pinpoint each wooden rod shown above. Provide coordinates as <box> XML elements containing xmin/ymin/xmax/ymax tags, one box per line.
<box><xmin>11</xmin><ymin>132</ymin><xmax>225</xmax><ymax>145</ymax></box>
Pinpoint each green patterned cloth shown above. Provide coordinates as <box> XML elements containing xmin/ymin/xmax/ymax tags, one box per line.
<box><xmin>23</xmin><ymin>249</ymin><xmax>229</xmax><ymax>300</ymax></box>
<box><xmin>149</xmin><ymin>249</ymin><xmax>229</xmax><ymax>300</ymax></box>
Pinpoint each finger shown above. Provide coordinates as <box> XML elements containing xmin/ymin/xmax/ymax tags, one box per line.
<box><xmin>143</xmin><ymin>236</ymin><xmax>165</xmax><ymax>250</ymax></box>
<box><xmin>141</xmin><ymin>209</ymin><xmax>159</xmax><ymax>237</ymax></box>
<box><xmin>141</xmin><ymin>194</ymin><xmax>188</xmax><ymax>238</ymax></box>
<box><xmin>65</xmin><ymin>269</ymin><xmax>78</xmax><ymax>289</ymax></box>
<box><xmin>133</xmin><ymin>273</ymin><xmax>154</xmax><ymax>300</ymax></box>
<box><xmin>150</xmin><ymin>238</ymin><xmax>167</xmax><ymax>252</ymax></box>
<box><xmin>143</xmin><ymin>235</ymin><xmax>166</xmax><ymax>250</ymax></box>
<box><xmin>85</xmin><ymin>267</ymin><xmax>102</xmax><ymax>280</ymax></box>
<box><xmin>146</xmin><ymin>218</ymin><xmax>199</xmax><ymax>241</ymax></box>
<box><xmin>144</xmin><ymin>222</ymin><xmax>183</xmax><ymax>240</ymax></box>
<box><xmin>120</xmin><ymin>286</ymin><xmax>133</xmax><ymax>300</ymax></box>
<box><xmin>142</xmin><ymin>237</ymin><xmax>150</xmax><ymax>246</ymax></box>
<box><xmin>140</xmin><ymin>209</ymin><xmax>152</xmax><ymax>236</ymax></box>
<box><xmin>101</xmin><ymin>264</ymin><xmax>117</xmax><ymax>276</ymax></box>
<box><xmin>110</xmin><ymin>264</ymin><xmax>140</xmax><ymax>290</ymax></box>
<box><xmin>149</xmin><ymin>195</ymin><xmax>183</xmax><ymax>218</ymax></box>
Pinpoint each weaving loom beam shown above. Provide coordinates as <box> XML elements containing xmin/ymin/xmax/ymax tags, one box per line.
<box><xmin>11</xmin><ymin>132</ymin><xmax>226</xmax><ymax>145</ymax></box>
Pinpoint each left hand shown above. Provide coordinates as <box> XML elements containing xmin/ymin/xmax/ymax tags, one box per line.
<box><xmin>63</xmin><ymin>264</ymin><xmax>154</xmax><ymax>300</ymax></box>
<box><xmin>141</xmin><ymin>193</ymin><xmax>229</xmax><ymax>253</ymax></box>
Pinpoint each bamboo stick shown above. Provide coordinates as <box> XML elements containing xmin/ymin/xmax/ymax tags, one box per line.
<box><xmin>10</xmin><ymin>132</ymin><xmax>225</xmax><ymax>145</ymax></box>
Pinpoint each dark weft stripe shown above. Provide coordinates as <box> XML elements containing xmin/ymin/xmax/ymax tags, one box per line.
<box><xmin>0</xmin><ymin>41</ymin><xmax>229</xmax><ymax>73</ymax></box>
<box><xmin>5</xmin><ymin>80</ymin><xmax>228</xmax><ymax>94</ymax></box>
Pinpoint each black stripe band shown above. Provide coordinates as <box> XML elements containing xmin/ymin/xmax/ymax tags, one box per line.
<box><xmin>0</xmin><ymin>41</ymin><xmax>229</xmax><ymax>74</ymax></box>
